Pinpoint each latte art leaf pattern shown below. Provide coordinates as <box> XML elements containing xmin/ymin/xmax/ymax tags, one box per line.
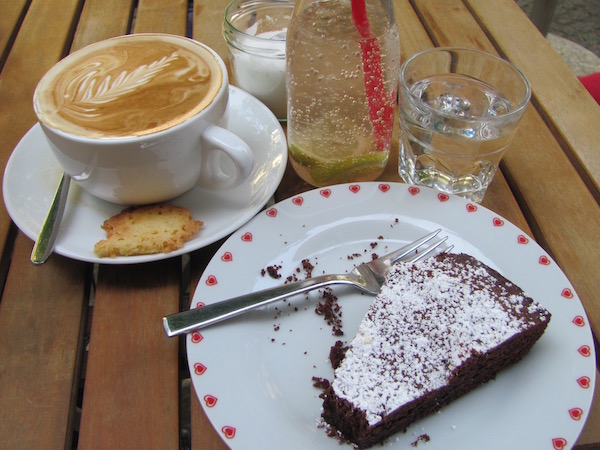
<box><xmin>71</xmin><ymin>52</ymin><xmax>180</xmax><ymax>106</ymax></box>
<box><xmin>36</xmin><ymin>35</ymin><xmax>223</xmax><ymax>137</ymax></box>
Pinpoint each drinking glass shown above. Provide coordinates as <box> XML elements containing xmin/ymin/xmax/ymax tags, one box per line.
<box><xmin>398</xmin><ymin>47</ymin><xmax>531</xmax><ymax>202</ymax></box>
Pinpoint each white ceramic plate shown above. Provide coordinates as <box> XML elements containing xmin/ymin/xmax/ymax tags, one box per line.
<box><xmin>187</xmin><ymin>182</ymin><xmax>595</xmax><ymax>450</ymax></box>
<box><xmin>2</xmin><ymin>87</ymin><xmax>287</xmax><ymax>264</ymax></box>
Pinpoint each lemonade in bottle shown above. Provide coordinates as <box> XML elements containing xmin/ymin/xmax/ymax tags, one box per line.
<box><xmin>286</xmin><ymin>0</ymin><xmax>400</xmax><ymax>186</ymax></box>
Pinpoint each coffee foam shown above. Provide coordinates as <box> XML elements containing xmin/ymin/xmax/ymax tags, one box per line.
<box><xmin>34</xmin><ymin>34</ymin><xmax>223</xmax><ymax>138</ymax></box>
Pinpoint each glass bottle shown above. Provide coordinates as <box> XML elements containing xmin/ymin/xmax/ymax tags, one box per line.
<box><xmin>285</xmin><ymin>0</ymin><xmax>401</xmax><ymax>187</ymax></box>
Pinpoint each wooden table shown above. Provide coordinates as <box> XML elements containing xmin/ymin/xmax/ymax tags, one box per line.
<box><xmin>1</xmin><ymin>0</ymin><xmax>599</xmax><ymax>449</ymax></box>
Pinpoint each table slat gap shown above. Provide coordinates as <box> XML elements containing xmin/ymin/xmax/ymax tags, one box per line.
<box><xmin>0</xmin><ymin>222</ymin><xmax>19</xmax><ymax>301</ymax></box>
<box><xmin>0</xmin><ymin>0</ymin><xmax>31</xmax><ymax>70</ymax></box>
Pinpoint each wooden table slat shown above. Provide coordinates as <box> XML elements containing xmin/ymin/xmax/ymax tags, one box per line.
<box><xmin>467</xmin><ymin>0</ymin><xmax>600</xmax><ymax>203</ymax></box>
<box><xmin>0</xmin><ymin>0</ymin><xmax>30</xmax><ymax>67</ymax></box>
<box><xmin>0</xmin><ymin>0</ymin><xmax>83</xmax><ymax>260</ymax></box>
<box><xmin>78</xmin><ymin>260</ymin><xmax>181</xmax><ymax>449</ymax></box>
<box><xmin>133</xmin><ymin>0</ymin><xmax>189</xmax><ymax>35</ymax></box>
<box><xmin>0</xmin><ymin>235</ymin><xmax>88</xmax><ymax>450</ymax></box>
<box><xmin>70</xmin><ymin>0</ymin><xmax>137</xmax><ymax>51</ymax></box>
<box><xmin>394</xmin><ymin>0</ymin><xmax>434</xmax><ymax>61</ymax></box>
<box><xmin>191</xmin><ymin>0</ymin><xmax>231</xmax><ymax>62</ymax></box>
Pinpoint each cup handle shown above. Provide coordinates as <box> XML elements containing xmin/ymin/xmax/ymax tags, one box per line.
<box><xmin>198</xmin><ymin>125</ymin><xmax>254</xmax><ymax>189</ymax></box>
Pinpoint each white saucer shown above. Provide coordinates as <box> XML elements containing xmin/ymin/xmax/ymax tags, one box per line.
<box><xmin>2</xmin><ymin>87</ymin><xmax>287</xmax><ymax>264</ymax></box>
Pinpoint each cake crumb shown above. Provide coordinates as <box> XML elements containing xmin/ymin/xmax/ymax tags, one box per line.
<box><xmin>411</xmin><ymin>434</ymin><xmax>430</xmax><ymax>447</ymax></box>
<box><xmin>262</xmin><ymin>264</ymin><xmax>282</xmax><ymax>279</ymax></box>
<box><xmin>302</xmin><ymin>258</ymin><xmax>314</xmax><ymax>278</ymax></box>
<box><xmin>315</xmin><ymin>288</ymin><xmax>343</xmax><ymax>336</ymax></box>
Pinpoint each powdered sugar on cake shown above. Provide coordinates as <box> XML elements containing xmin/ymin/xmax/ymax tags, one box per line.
<box><xmin>332</xmin><ymin>254</ymin><xmax>544</xmax><ymax>426</ymax></box>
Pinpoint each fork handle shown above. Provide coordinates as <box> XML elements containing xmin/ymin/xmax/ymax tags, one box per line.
<box><xmin>163</xmin><ymin>274</ymin><xmax>357</xmax><ymax>337</ymax></box>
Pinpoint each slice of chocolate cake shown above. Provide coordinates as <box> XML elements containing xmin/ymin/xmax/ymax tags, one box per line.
<box><xmin>320</xmin><ymin>253</ymin><xmax>551</xmax><ymax>448</ymax></box>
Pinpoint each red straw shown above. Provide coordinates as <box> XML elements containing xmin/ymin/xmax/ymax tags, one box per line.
<box><xmin>351</xmin><ymin>0</ymin><xmax>393</xmax><ymax>151</ymax></box>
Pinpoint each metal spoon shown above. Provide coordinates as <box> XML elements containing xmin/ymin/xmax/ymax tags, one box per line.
<box><xmin>31</xmin><ymin>172</ymin><xmax>71</xmax><ymax>264</ymax></box>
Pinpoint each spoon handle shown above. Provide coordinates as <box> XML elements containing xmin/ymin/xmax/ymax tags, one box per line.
<box><xmin>31</xmin><ymin>173</ymin><xmax>71</xmax><ymax>264</ymax></box>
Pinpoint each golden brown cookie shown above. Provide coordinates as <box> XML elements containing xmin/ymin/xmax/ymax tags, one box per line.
<box><xmin>94</xmin><ymin>204</ymin><xmax>203</xmax><ymax>257</ymax></box>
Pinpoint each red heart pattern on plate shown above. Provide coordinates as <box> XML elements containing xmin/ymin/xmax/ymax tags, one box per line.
<box><xmin>539</xmin><ymin>255</ymin><xmax>551</xmax><ymax>265</ymax></box>
<box><xmin>561</xmin><ymin>288</ymin><xmax>574</xmax><ymax>299</ymax></box>
<box><xmin>204</xmin><ymin>394</ymin><xmax>218</xmax><ymax>407</ymax></box>
<box><xmin>221</xmin><ymin>252</ymin><xmax>233</xmax><ymax>262</ymax></box>
<box><xmin>194</xmin><ymin>363</ymin><xmax>207</xmax><ymax>375</ymax></box>
<box><xmin>517</xmin><ymin>235</ymin><xmax>529</xmax><ymax>244</ymax></box>
<box><xmin>293</xmin><ymin>196</ymin><xmax>304</xmax><ymax>206</ymax></box>
<box><xmin>266</xmin><ymin>208</ymin><xmax>277</xmax><ymax>217</ymax></box>
<box><xmin>493</xmin><ymin>217</ymin><xmax>504</xmax><ymax>227</ymax></box>
<box><xmin>408</xmin><ymin>186</ymin><xmax>420</xmax><ymax>196</ymax></box>
<box><xmin>241</xmin><ymin>232</ymin><xmax>253</xmax><ymax>242</ymax></box>
<box><xmin>569</xmin><ymin>407</ymin><xmax>583</xmax><ymax>421</ymax></box>
<box><xmin>222</xmin><ymin>426</ymin><xmax>236</xmax><ymax>439</ymax></box>
<box><xmin>552</xmin><ymin>437</ymin><xmax>568</xmax><ymax>449</ymax></box>
<box><xmin>191</xmin><ymin>331</ymin><xmax>203</xmax><ymax>343</ymax></box>
<box><xmin>572</xmin><ymin>316</ymin><xmax>585</xmax><ymax>327</ymax></box>
<box><xmin>205</xmin><ymin>275</ymin><xmax>217</xmax><ymax>286</ymax></box>
<box><xmin>577</xmin><ymin>376</ymin><xmax>591</xmax><ymax>389</ymax></box>
<box><xmin>378</xmin><ymin>183</ymin><xmax>390</xmax><ymax>192</ymax></box>
<box><xmin>466</xmin><ymin>203</ymin><xmax>477</xmax><ymax>212</ymax></box>
<box><xmin>320</xmin><ymin>188</ymin><xmax>331</xmax><ymax>198</ymax></box>
<box><xmin>578</xmin><ymin>345</ymin><xmax>591</xmax><ymax>357</ymax></box>
<box><xmin>438</xmin><ymin>193</ymin><xmax>449</xmax><ymax>202</ymax></box>
<box><xmin>349</xmin><ymin>184</ymin><xmax>360</xmax><ymax>193</ymax></box>
<box><xmin>196</xmin><ymin>301</ymin><xmax>205</xmax><ymax>308</ymax></box>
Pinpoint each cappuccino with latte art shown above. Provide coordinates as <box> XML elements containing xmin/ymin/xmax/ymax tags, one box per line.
<box><xmin>35</xmin><ymin>34</ymin><xmax>223</xmax><ymax>138</ymax></box>
<box><xmin>33</xmin><ymin>34</ymin><xmax>254</xmax><ymax>205</ymax></box>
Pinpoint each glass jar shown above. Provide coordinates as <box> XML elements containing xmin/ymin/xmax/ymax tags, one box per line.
<box><xmin>223</xmin><ymin>0</ymin><xmax>293</xmax><ymax>120</ymax></box>
<box><xmin>286</xmin><ymin>0</ymin><xmax>401</xmax><ymax>186</ymax></box>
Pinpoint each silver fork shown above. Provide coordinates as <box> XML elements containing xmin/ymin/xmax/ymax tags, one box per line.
<box><xmin>163</xmin><ymin>229</ymin><xmax>448</xmax><ymax>337</ymax></box>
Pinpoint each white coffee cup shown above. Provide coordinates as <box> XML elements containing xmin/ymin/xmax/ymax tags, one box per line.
<box><xmin>33</xmin><ymin>33</ymin><xmax>254</xmax><ymax>205</ymax></box>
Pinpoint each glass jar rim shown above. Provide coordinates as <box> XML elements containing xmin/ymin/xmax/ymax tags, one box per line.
<box><xmin>223</xmin><ymin>0</ymin><xmax>292</xmax><ymax>58</ymax></box>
